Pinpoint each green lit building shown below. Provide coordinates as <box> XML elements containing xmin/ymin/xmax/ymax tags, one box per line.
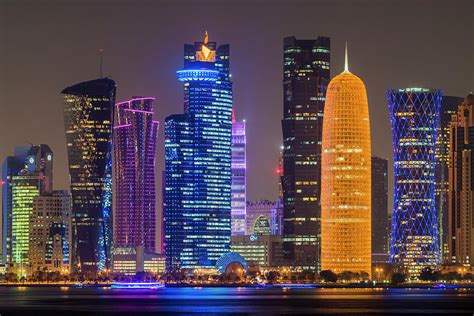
<box><xmin>11</xmin><ymin>172</ymin><xmax>43</xmax><ymax>273</ymax></box>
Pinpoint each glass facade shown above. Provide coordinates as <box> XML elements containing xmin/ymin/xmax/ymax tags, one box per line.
<box><xmin>62</xmin><ymin>78</ymin><xmax>116</xmax><ymax>274</ymax></box>
<box><xmin>321</xmin><ymin>58</ymin><xmax>372</xmax><ymax>277</ymax></box>
<box><xmin>11</xmin><ymin>173</ymin><xmax>43</xmax><ymax>271</ymax></box>
<box><xmin>2</xmin><ymin>147</ymin><xmax>29</xmax><ymax>264</ymax></box>
<box><xmin>372</xmin><ymin>156</ymin><xmax>389</xmax><ymax>254</ymax></box>
<box><xmin>231</xmin><ymin>114</ymin><xmax>246</xmax><ymax>235</ymax></box>
<box><xmin>387</xmin><ymin>88</ymin><xmax>442</xmax><ymax>277</ymax></box>
<box><xmin>113</xmin><ymin>97</ymin><xmax>159</xmax><ymax>252</ymax></box>
<box><xmin>448</xmin><ymin>94</ymin><xmax>474</xmax><ymax>266</ymax></box>
<box><xmin>435</xmin><ymin>96</ymin><xmax>464</xmax><ymax>262</ymax></box>
<box><xmin>164</xmin><ymin>34</ymin><xmax>232</xmax><ymax>270</ymax></box>
<box><xmin>281</xmin><ymin>36</ymin><xmax>330</xmax><ymax>270</ymax></box>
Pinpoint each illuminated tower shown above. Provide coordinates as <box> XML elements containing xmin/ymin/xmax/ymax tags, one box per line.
<box><xmin>372</xmin><ymin>156</ymin><xmax>389</xmax><ymax>255</ymax></box>
<box><xmin>231</xmin><ymin>112</ymin><xmax>247</xmax><ymax>235</ymax></box>
<box><xmin>281</xmin><ymin>36</ymin><xmax>330</xmax><ymax>270</ymax></box>
<box><xmin>435</xmin><ymin>96</ymin><xmax>464</xmax><ymax>261</ymax></box>
<box><xmin>165</xmin><ymin>32</ymin><xmax>232</xmax><ymax>270</ymax></box>
<box><xmin>11</xmin><ymin>171</ymin><xmax>44</xmax><ymax>272</ymax></box>
<box><xmin>113</xmin><ymin>97</ymin><xmax>159</xmax><ymax>252</ymax></box>
<box><xmin>321</xmin><ymin>46</ymin><xmax>371</xmax><ymax>276</ymax></box>
<box><xmin>2</xmin><ymin>146</ymin><xmax>29</xmax><ymax>264</ymax></box>
<box><xmin>387</xmin><ymin>88</ymin><xmax>442</xmax><ymax>277</ymax></box>
<box><xmin>448</xmin><ymin>94</ymin><xmax>474</xmax><ymax>266</ymax></box>
<box><xmin>62</xmin><ymin>78</ymin><xmax>116</xmax><ymax>275</ymax></box>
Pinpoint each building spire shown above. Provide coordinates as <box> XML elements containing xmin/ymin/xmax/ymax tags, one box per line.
<box><xmin>99</xmin><ymin>49</ymin><xmax>103</xmax><ymax>78</ymax></box>
<box><xmin>344</xmin><ymin>42</ymin><xmax>349</xmax><ymax>73</ymax></box>
<box><xmin>204</xmin><ymin>31</ymin><xmax>209</xmax><ymax>45</ymax></box>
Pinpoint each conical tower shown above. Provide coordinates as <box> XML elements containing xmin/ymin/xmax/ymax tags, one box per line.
<box><xmin>321</xmin><ymin>44</ymin><xmax>372</xmax><ymax>277</ymax></box>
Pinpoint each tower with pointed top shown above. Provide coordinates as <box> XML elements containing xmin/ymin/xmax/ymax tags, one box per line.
<box><xmin>321</xmin><ymin>45</ymin><xmax>372</xmax><ymax>276</ymax></box>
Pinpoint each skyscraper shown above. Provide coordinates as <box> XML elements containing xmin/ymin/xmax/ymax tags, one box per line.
<box><xmin>2</xmin><ymin>146</ymin><xmax>29</xmax><ymax>264</ymax></box>
<box><xmin>281</xmin><ymin>36</ymin><xmax>330</xmax><ymax>270</ymax></box>
<box><xmin>231</xmin><ymin>113</ymin><xmax>246</xmax><ymax>235</ymax></box>
<box><xmin>321</xmin><ymin>46</ymin><xmax>372</xmax><ymax>276</ymax></box>
<box><xmin>62</xmin><ymin>78</ymin><xmax>116</xmax><ymax>275</ymax></box>
<box><xmin>448</xmin><ymin>94</ymin><xmax>474</xmax><ymax>266</ymax></box>
<box><xmin>372</xmin><ymin>156</ymin><xmax>389</xmax><ymax>254</ymax></box>
<box><xmin>113</xmin><ymin>97</ymin><xmax>159</xmax><ymax>252</ymax></box>
<box><xmin>11</xmin><ymin>171</ymin><xmax>44</xmax><ymax>273</ymax></box>
<box><xmin>436</xmin><ymin>95</ymin><xmax>464</xmax><ymax>262</ymax></box>
<box><xmin>164</xmin><ymin>33</ymin><xmax>233</xmax><ymax>270</ymax></box>
<box><xmin>9</xmin><ymin>144</ymin><xmax>53</xmax><ymax>272</ymax></box>
<box><xmin>387</xmin><ymin>88</ymin><xmax>442</xmax><ymax>277</ymax></box>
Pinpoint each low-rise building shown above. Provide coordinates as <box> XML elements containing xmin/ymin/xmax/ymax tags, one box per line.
<box><xmin>112</xmin><ymin>246</ymin><xmax>165</xmax><ymax>275</ymax></box>
<box><xmin>231</xmin><ymin>235</ymin><xmax>283</xmax><ymax>267</ymax></box>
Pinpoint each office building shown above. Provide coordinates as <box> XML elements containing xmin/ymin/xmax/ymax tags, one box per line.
<box><xmin>231</xmin><ymin>235</ymin><xmax>283</xmax><ymax>267</ymax></box>
<box><xmin>436</xmin><ymin>96</ymin><xmax>464</xmax><ymax>261</ymax></box>
<box><xmin>29</xmin><ymin>190</ymin><xmax>71</xmax><ymax>275</ymax></box>
<box><xmin>246</xmin><ymin>200</ymin><xmax>283</xmax><ymax>236</ymax></box>
<box><xmin>2</xmin><ymin>147</ymin><xmax>29</xmax><ymax>264</ymax></box>
<box><xmin>281</xmin><ymin>36</ymin><xmax>330</xmax><ymax>270</ymax></box>
<box><xmin>113</xmin><ymin>97</ymin><xmax>159</xmax><ymax>252</ymax></box>
<box><xmin>112</xmin><ymin>246</ymin><xmax>165</xmax><ymax>276</ymax></box>
<box><xmin>231</xmin><ymin>113</ymin><xmax>246</xmax><ymax>235</ymax></box>
<box><xmin>164</xmin><ymin>32</ymin><xmax>232</xmax><ymax>270</ymax></box>
<box><xmin>321</xmin><ymin>46</ymin><xmax>372</xmax><ymax>276</ymax></box>
<box><xmin>448</xmin><ymin>94</ymin><xmax>474</xmax><ymax>266</ymax></box>
<box><xmin>387</xmin><ymin>88</ymin><xmax>442</xmax><ymax>277</ymax></box>
<box><xmin>62</xmin><ymin>78</ymin><xmax>116</xmax><ymax>274</ymax></box>
<box><xmin>372</xmin><ymin>156</ymin><xmax>389</xmax><ymax>254</ymax></box>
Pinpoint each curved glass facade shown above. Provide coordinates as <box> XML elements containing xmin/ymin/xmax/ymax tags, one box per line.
<box><xmin>321</xmin><ymin>69</ymin><xmax>372</xmax><ymax>276</ymax></box>
<box><xmin>113</xmin><ymin>97</ymin><xmax>159</xmax><ymax>252</ymax></box>
<box><xmin>387</xmin><ymin>88</ymin><xmax>442</xmax><ymax>277</ymax></box>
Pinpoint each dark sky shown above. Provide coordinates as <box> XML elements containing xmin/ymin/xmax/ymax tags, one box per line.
<box><xmin>0</xmin><ymin>0</ymin><xmax>473</xmax><ymax>214</ymax></box>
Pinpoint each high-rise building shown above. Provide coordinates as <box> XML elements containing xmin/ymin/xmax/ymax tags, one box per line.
<box><xmin>371</xmin><ymin>156</ymin><xmax>389</xmax><ymax>254</ymax></box>
<box><xmin>29</xmin><ymin>190</ymin><xmax>71</xmax><ymax>275</ymax></box>
<box><xmin>231</xmin><ymin>113</ymin><xmax>246</xmax><ymax>235</ymax></box>
<box><xmin>448</xmin><ymin>94</ymin><xmax>474</xmax><ymax>266</ymax></box>
<box><xmin>281</xmin><ymin>36</ymin><xmax>330</xmax><ymax>270</ymax></box>
<box><xmin>113</xmin><ymin>97</ymin><xmax>159</xmax><ymax>252</ymax></box>
<box><xmin>387</xmin><ymin>88</ymin><xmax>442</xmax><ymax>277</ymax></box>
<box><xmin>11</xmin><ymin>171</ymin><xmax>44</xmax><ymax>273</ymax></box>
<box><xmin>62</xmin><ymin>78</ymin><xmax>116</xmax><ymax>275</ymax></box>
<box><xmin>164</xmin><ymin>33</ymin><xmax>233</xmax><ymax>270</ymax></box>
<box><xmin>436</xmin><ymin>96</ymin><xmax>464</xmax><ymax>262</ymax></box>
<box><xmin>9</xmin><ymin>145</ymin><xmax>53</xmax><ymax>272</ymax></box>
<box><xmin>321</xmin><ymin>47</ymin><xmax>372</xmax><ymax>276</ymax></box>
<box><xmin>246</xmin><ymin>200</ymin><xmax>283</xmax><ymax>236</ymax></box>
<box><xmin>2</xmin><ymin>147</ymin><xmax>29</xmax><ymax>264</ymax></box>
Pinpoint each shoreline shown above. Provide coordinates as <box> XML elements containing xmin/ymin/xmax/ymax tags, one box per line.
<box><xmin>0</xmin><ymin>283</ymin><xmax>472</xmax><ymax>289</ymax></box>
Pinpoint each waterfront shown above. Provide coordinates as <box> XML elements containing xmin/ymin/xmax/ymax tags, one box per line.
<box><xmin>1</xmin><ymin>286</ymin><xmax>474</xmax><ymax>315</ymax></box>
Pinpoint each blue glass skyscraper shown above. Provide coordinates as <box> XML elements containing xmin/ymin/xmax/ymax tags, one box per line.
<box><xmin>387</xmin><ymin>88</ymin><xmax>442</xmax><ymax>277</ymax></box>
<box><xmin>164</xmin><ymin>33</ymin><xmax>233</xmax><ymax>271</ymax></box>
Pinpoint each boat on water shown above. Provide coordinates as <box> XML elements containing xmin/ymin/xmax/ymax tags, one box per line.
<box><xmin>111</xmin><ymin>282</ymin><xmax>165</xmax><ymax>289</ymax></box>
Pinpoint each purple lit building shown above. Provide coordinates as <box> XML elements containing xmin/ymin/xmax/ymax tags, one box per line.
<box><xmin>113</xmin><ymin>97</ymin><xmax>159</xmax><ymax>252</ymax></box>
<box><xmin>231</xmin><ymin>112</ymin><xmax>246</xmax><ymax>235</ymax></box>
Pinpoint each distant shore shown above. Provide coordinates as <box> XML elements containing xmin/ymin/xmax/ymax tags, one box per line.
<box><xmin>0</xmin><ymin>282</ymin><xmax>472</xmax><ymax>289</ymax></box>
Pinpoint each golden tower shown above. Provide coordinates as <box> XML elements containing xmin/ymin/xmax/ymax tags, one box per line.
<box><xmin>321</xmin><ymin>44</ymin><xmax>372</xmax><ymax>277</ymax></box>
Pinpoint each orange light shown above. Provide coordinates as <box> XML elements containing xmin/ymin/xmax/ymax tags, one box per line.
<box><xmin>321</xmin><ymin>46</ymin><xmax>372</xmax><ymax>278</ymax></box>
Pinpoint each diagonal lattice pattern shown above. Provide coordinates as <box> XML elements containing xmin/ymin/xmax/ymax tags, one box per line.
<box><xmin>387</xmin><ymin>88</ymin><xmax>442</xmax><ymax>277</ymax></box>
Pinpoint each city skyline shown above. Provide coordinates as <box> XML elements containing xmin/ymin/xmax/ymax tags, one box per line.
<box><xmin>1</xmin><ymin>1</ymin><xmax>472</xmax><ymax>218</ymax></box>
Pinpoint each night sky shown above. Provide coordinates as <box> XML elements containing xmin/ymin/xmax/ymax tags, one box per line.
<box><xmin>0</xmin><ymin>0</ymin><xmax>473</xmax><ymax>231</ymax></box>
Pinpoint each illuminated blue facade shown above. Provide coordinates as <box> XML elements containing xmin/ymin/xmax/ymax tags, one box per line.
<box><xmin>164</xmin><ymin>36</ymin><xmax>232</xmax><ymax>271</ymax></box>
<box><xmin>387</xmin><ymin>88</ymin><xmax>442</xmax><ymax>277</ymax></box>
